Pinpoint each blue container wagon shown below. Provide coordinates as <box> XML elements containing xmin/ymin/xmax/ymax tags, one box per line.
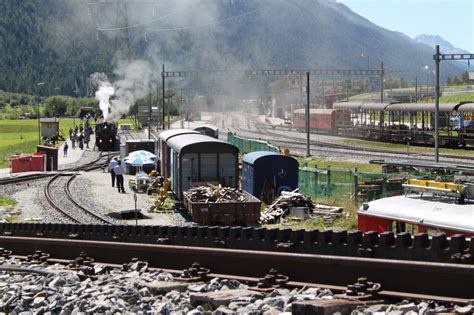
<box><xmin>242</xmin><ymin>151</ymin><xmax>299</xmax><ymax>203</ymax></box>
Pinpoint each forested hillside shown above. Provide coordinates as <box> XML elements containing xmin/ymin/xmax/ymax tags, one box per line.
<box><xmin>0</xmin><ymin>1</ymin><xmax>114</xmax><ymax>96</ymax></box>
<box><xmin>0</xmin><ymin>0</ymin><xmax>465</xmax><ymax>97</ymax></box>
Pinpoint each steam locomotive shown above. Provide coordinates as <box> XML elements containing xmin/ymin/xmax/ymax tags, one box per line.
<box><xmin>95</xmin><ymin>121</ymin><xmax>118</xmax><ymax>151</ymax></box>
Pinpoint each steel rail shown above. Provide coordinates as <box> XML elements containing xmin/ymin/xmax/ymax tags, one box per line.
<box><xmin>0</xmin><ymin>151</ymin><xmax>114</xmax><ymax>185</ymax></box>
<box><xmin>0</xmin><ymin>173</ymin><xmax>54</xmax><ymax>185</ymax></box>
<box><xmin>231</xmin><ymin>113</ymin><xmax>474</xmax><ymax>162</ymax></box>
<box><xmin>0</xmin><ymin>223</ymin><xmax>471</xmax><ymax>264</ymax></box>
<box><xmin>44</xmin><ymin>174</ymin><xmax>81</xmax><ymax>224</ymax></box>
<box><xmin>34</xmin><ymin>257</ymin><xmax>468</xmax><ymax>305</ymax></box>
<box><xmin>1</xmin><ymin>236</ymin><xmax>473</xmax><ymax>300</ymax></box>
<box><xmin>65</xmin><ymin>174</ymin><xmax>115</xmax><ymax>225</ymax></box>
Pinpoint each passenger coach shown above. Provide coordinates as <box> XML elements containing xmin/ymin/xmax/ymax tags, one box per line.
<box><xmin>158</xmin><ymin>129</ymin><xmax>200</xmax><ymax>179</ymax></box>
<box><xmin>165</xmin><ymin>134</ymin><xmax>239</xmax><ymax>199</ymax></box>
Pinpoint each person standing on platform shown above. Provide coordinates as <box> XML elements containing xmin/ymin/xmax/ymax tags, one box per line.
<box><xmin>84</xmin><ymin>131</ymin><xmax>90</xmax><ymax>148</ymax></box>
<box><xmin>63</xmin><ymin>141</ymin><xmax>68</xmax><ymax>157</ymax></box>
<box><xmin>108</xmin><ymin>157</ymin><xmax>118</xmax><ymax>187</ymax></box>
<box><xmin>114</xmin><ymin>160</ymin><xmax>126</xmax><ymax>193</ymax></box>
<box><xmin>78</xmin><ymin>133</ymin><xmax>84</xmax><ymax>150</ymax></box>
<box><xmin>71</xmin><ymin>132</ymin><xmax>76</xmax><ymax>150</ymax></box>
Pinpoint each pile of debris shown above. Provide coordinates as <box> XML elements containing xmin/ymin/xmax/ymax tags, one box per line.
<box><xmin>260</xmin><ymin>189</ymin><xmax>342</xmax><ymax>224</ymax></box>
<box><xmin>184</xmin><ymin>185</ymin><xmax>247</xmax><ymax>203</ymax></box>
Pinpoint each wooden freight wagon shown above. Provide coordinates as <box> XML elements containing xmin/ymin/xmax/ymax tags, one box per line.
<box><xmin>183</xmin><ymin>190</ymin><xmax>261</xmax><ymax>225</ymax></box>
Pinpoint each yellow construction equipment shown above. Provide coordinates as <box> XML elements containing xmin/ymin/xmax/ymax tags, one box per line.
<box><xmin>150</xmin><ymin>178</ymin><xmax>170</xmax><ymax>211</ymax></box>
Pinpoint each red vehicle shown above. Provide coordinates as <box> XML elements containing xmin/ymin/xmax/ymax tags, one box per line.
<box><xmin>293</xmin><ymin>108</ymin><xmax>349</xmax><ymax>134</ymax></box>
<box><xmin>293</xmin><ymin>108</ymin><xmax>335</xmax><ymax>132</ymax></box>
<box><xmin>358</xmin><ymin>194</ymin><xmax>474</xmax><ymax>237</ymax></box>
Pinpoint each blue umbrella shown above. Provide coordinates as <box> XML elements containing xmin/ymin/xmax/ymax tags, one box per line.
<box><xmin>124</xmin><ymin>155</ymin><xmax>154</xmax><ymax>166</ymax></box>
<box><xmin>127</xmin><ymin>150</ymin><xmax>156</xmax><ymax>161</ymax></box>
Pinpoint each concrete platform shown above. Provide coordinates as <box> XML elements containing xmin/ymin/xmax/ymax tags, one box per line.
<box><xmin>58</xmin><ymin>134</ymin><xmax>96</xmax><ymax>166</ymax></box>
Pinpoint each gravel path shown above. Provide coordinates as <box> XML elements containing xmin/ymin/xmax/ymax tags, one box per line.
<box><xmin>0</xmin><ymin>170</ymin><xmax>194</xmax><ymax>226</ymax></box>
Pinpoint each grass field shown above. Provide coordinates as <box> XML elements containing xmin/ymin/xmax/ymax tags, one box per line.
<box><xmin>0</xmin><ymin>118</ymin><xmax>129</xmax><ymax>168</ymax></box>
<box><xmin>0</xmin><ymin>119</ymin><xmax>52</xmax><ymax>168</ymax></box>
<box><xmin>439</xmin><ymin>92</ymin><xmax>474</xmax><ymax>102</ymax></box>
<box><xmin>298</xmin><ymin>156</ymin><xmax>382</xmax><ymax>173</ymax></box>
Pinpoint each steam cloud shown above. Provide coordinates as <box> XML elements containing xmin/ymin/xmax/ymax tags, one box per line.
<box><xmin>90</xmin><ymin>60</ymin><xmax>153</xmax><ymax>121</ymax></box>
<box><xmin>90</xmin><ymin>73</ymin><xmax>115</xmax><ymax>121</ymax></box>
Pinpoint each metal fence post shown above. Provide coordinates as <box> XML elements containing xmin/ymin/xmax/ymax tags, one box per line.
<box><xmin>326</xmin><ymin>169</ymin><xmax>331</xmax><ymax>197</ymax></box>
<box><xmin>353</xmin><ymin>168</ymin><xmax>358</xmax><ymax>200</ymax></box>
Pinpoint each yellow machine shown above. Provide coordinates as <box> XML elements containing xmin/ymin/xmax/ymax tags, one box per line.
<box><xmin>403</xmin><ymin>179</ymin><xmax>473</xmax><ymax>203</ymax></box>
<box><xmin>150</xmin><ymin>178</ymin><xmax>170</xmax><ymax>211</ymax></box>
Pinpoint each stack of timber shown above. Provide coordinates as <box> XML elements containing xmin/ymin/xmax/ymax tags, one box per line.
<box><xmin>184</xmin><ymin>185</ymin><xmax>247</xmax><ymax>203</ymax></box>
<box><xmin>260</xmin><ymin>189</ymin><xmax>342</xmax><ymax>224</ymax></box>
<box><xmin>183</xmin><ymin>185</ymin><xmax>261</xmax><ymax>225</ymax></box>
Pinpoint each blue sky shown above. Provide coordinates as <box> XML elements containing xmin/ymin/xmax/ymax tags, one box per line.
<box><xmin>337</xmin><ymin>0</ymin><xmax>474</xmax><ymax>53</ymax></box>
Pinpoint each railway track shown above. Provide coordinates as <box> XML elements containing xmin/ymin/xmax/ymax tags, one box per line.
<box><xmin>0</xmin><ymin>151</ymin><xmax>112</xmax><ymax>185</ymax></box>
<box><xmin>224</xmin><ymin>112</ymin><xmax>474</xmax><ymax>164</ymax></box>
<box><xmin>0</xmin><ymin>236</ymin><xmax>472</xmax><ymax>303</ymax></box>
<box><xmin>44</xmin><ymin>173</ymin><xmax>115</xmax><ymax>224</ymax></box>
<box><xmin>1</xmin><ymin>223</ymin><xmax>472</xmax><ymax>265</ymax></box>
<box><xmin>119</xmin><ymin>129</ymin><xmax>135</xmax><ymax>142</ymax></box>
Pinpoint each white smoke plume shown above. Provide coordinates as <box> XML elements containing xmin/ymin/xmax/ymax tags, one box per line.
<box><xmin>90</xmin><ymin>73</ymin><xmax>115</xmax><ymax>121</ymax></box>
<box><xmin>90</xmin><ymin>60</ymin><xmax>153</xmax><ymax>121</ymax></box>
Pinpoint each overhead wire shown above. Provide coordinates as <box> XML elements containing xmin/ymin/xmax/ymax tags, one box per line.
<box><xmin>95</xmin><ymin>1</ymin><xmax>273</xmax><ymax>33</ymax></box>
<box><xmin>96</xmin><ymin>4</ymin><xmax>194</xmax><ymax>31</ymax></box>
<box><xmin>145</xmin><ymin>3</ymin><xmax>273</xmax><ymax>33</ymax></box>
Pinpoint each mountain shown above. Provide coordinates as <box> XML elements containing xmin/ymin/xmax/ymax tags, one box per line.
<box><xmin>0</xmin><ymin>0</ymin><xmax>466</xmax><ymax>96</ymax></box>
<box><xmin>414</xmin><ymin>34</ymin><xmax>469</xmax><ymax>54</ymax></box>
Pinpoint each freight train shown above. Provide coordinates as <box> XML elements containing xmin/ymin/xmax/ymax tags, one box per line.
<box><xmin>292</xmin><ymin>102</ymin><xmax>474</xmax><ymax>147</ymax></box>
<box><xmin>95</xmin><ymin>121</ymin><xmax>118</xmax><ymax>151</ymax></box>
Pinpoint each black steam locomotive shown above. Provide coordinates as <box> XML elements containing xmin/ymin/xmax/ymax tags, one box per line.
<box><xmin>95</xmin><ymin>121</ymin><xmax>118</xmax><ymax>151</ymax></box>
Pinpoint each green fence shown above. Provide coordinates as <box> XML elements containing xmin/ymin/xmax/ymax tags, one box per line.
<box><xmin>298</xmin><ymin>167</ymin><xmax>408</xmax><ymax>201</ymax></box>
<box><xmin>227</xmin><ymin>132</ymin><xmax>280</xmax><ymax>154</ymax></box>
<box><xmin>229</xmin><ymin>133</ymin><xmax>441</xmax><ymax>201</ymax></box>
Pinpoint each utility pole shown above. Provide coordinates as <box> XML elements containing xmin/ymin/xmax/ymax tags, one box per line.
<box><xmin>148</xmin><ymin>82</ymin><xmax>152</xmax><ymax>139</ymax></box>
<box><xmin>434</xmin><ymin>45</ymin><xmax>440</xmax><ymax>163</ymax></box>
<box><xmin>37</xmin><ymin>82</ymin><xmax>45</xmax><ymax>144</ymax></box>
<box><xmin>306</xmin><ymin>72</ymin><xmax>311</xmax><ymax>157</ymax></box>
<box><xmin>380</xmin><ymin>62</ymin><xmax>384</xmax><ymax>103</ymax></box>
<box><xmin>430</xmin><ymin>47</ymin><xmax>474</xmax><ymax>162</ymax></box>
<box><xmin>161</xmin><ymin>64</ymin><xmax>165</xmax><ymax>129</ymax></box>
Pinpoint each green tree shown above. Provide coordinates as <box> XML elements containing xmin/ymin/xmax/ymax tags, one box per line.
<box><xmin>44</xmin><ymin>96</ymin><xmax>68</xmax><ymax>117</ymax></box>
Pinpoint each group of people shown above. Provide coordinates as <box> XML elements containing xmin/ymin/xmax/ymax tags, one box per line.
<box><xmin>63</xmin><ymin>120</ymin><xmax>95</xmax><ymax>158</ymax></box>
<box><xmin>68</xmin><ymin>123</ymin><xmax>91</xmax><ymax>151</ymax></box>
<box><xmin>108</xmin><ymin>157</ymin><xmax>126</xmax><ymax>194</ymax></box>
